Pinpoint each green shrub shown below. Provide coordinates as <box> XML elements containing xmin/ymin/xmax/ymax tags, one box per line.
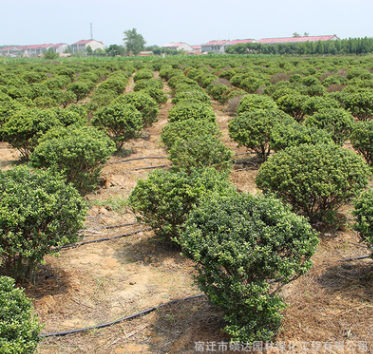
<box><xmin>114</xmin><ymin>92</ymin><xmax>159</xmax><ymax>127</ymax></box>
<box><xmin>277</xmin><ymin>94</ymin><xmax>309</xmax><ymax>122</ymax></box>
<box><xmin>256</xmin><ymin>143</ymin><xmax>370</xmax><ymax>223</ymax></box>
<box><xmin>342</xmin><ymin>92</ymin><xmax>373</xmax><ymax>121</ymax></box>
<box><xmin>302</xmin><ymin>75</ymin><xmax>319</xmax><ymax>86</ymax></box>
<box><xmin>168</xmin><ymin>75</ymin><xmax>196</xmax><ymax>89</ymax></box>
<box><xmin>92</xmin><ymin>104</ymin><xmax>143</xmax><ymax>150</ymax></box>
<box><xmin>168</xmin><ymin>102</ymin><xmax>216</xmax><ymax>123</ymax></box>
<box><xmin>237</xmin><ymin>94</ymin><xmax>277</xmax><ymax>114</ymax></box>
<box><xmin>171</xmin><ymin>90</ymin><xmax>211</xmax><ymax>105</ymax></box>
<box><xmin>229</xmin><ymin>109</ymin><xmax>293</xmax><ymax>161</ymax></box>
<box><xmin>1</xmin><ymin>108</ymin><xmax>61</xmax><ymax>159</ymax></box>
<box><xmin>90</xmin><ymin>91</ymin><xmax>116</xmax><ymax>108</ymax></box>
<box><xmin>179</xmin><ymin>192</ymin><xmax>319</xmax><ymax>343</ymax></box>
<box><xmin>54</xmin><ymin>108</ymin><xmax>86</xmax><ymax>127</ymax></box>
<box><xmin>161</xmin><ymin>119</ymin><xmax>221</xmax><ymax>150</ymax></box>
<box><xmin>0</xmin><ymin>166</ymin><xmax>87</xmax><ymax>280</ymax></box>
<box><xmin>98</xmin><ymin>78</ymin><xmax>127</xmax><ymax>96</ymax></box>
<box><xmin>133</xmin><ymin>78</ymin><xmax>163</xmax><ymax>92</ymax></box>
<box><xmin>54</xmin><ymin>90</ymin><xmax>77</xmax><ymax>107</ymax></box>
<box><xmin>301</xmin><ymin>96</ymin><xmax>340</xmax><ymax>116</ymax></box>
<box><xmin>66</xmin><ymin>82</ymin><xmax>90</xmax><ymax>102</ymax></box>
<box><xmin>0</xmin><ymin>276</ymin><xmax>42</xmax><ymax>352</ymax></box>
<box><xmin>305</xmin><ymin>108</ymin><xmax>354</xmax><ymax>145</ymax></box>
<box><xmin>271</xmin><ymin>122</ymin><xmax>333</xmax><ymax>151</ymax></box>
<box><xmin>133</xmin><ymin>69</ymin><xmax>154</xmax><ymax>82</ymax></box>
<box><xmin>22</xmin><ymin>71</ymin><xmax>47</xmax><ymax>84</ymax></box>
<box><xmin>353</xmin><ymin>189</ymin><xmax>373</xmax><ymax>248</ymax></box>
<box><xmin>31</xmin><ymin>126</ymin><xmax>116</xmax><ymax>193</ymax></box>
<box><xmin>129</xmin><ymin>168</ymin><xmax>235</xmax><ymax>243</ymax></box>
<box><xmin>303</xmin><ymin>84</ymin><xmax>327</xmax><ymax>97</ymax></box>
<box><xmin>27</xmin><ymin>84</ymin><xmax>51</xmax><ymax>100</ymax></box>
<box><xmin>322</xmin><ymin>75</ymin><xmax>348</xmax><ymax>87</ymax></box>
<box><xmin>140</xmin><ymin>88</ymin><xmax>168</xmax><ymax>104</ymax></box>
<box><xmin>169</xmin><ymin>134</ymin><xmax>233</xmax><ymax>172</ymax></box>
<box><xmin>350</xmin><ymin>120</ymin><xmax>373</xmax><ymax>166</ymax></box>
<box><xmin>33</xmin><ymin>96</ymin><xmax>57</xmax><ymax>109</ymax></box>
<box><xmin>44</xmin><ymin>76</ymin><xmax>70</xmax><ymax>90</ymax></box>
<box><xmin>207</xmin><ymin>84</ymin><xmax>231</xmax><ymax>103</ymax></box>
<box><xmin>271</xmin><ymin>88</ymin><xmax>299</xmax><ymax>102</ymax></box>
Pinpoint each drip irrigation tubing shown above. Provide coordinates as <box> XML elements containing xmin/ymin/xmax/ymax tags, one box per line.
<box><xmin>128</xmin><ymin>164</ymin><xmax>170</xmax><ymax>171</ymax></box>
<box><xmin>323</xmin><ymin>254</ymin><xmax>372</xmax><ymax>265</ymax></box>
<box><xmin>52</xmin><ymin>227</ymin><xmax>152</xmax><ymax>250</ymax></box>
<box><xmin>78</xmin><ymin>222</ymin><xmax>140</xmax><ymax>234</ymax></box>
<box><xmin>107</xmin><ymin>156</ymin><xmax>168</xmax><ymax>165</ymax></box>
<box><xmin>39</xmin><ymin>293</ymin><xmax>206</xmax><ymax>338</ymax></box>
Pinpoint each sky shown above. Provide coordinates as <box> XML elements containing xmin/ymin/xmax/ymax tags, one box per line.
<box><xmin>1</xmin><ymin>0</ymin><xmax>373</xmax><ymax>47</ymax></box>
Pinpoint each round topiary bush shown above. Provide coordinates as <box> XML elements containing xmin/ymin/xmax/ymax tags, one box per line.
<box><xmin>31</xmin><ymin>126</ymin><xmax>116</xmax><ymax>193</ymax></box>
<box><xmin>169</xmin><ymin>134</ymin><xmax>233</xmax><ymax>172</ymax></box>
<box><xmin>237</xmin><ymin>94</ymin><xmax>278</xmax><ymax>114</ymax></box>
<box><xmin>140</xmin><ymin>88</ymin><xmax>168</xmax><ymax>104</ymax></box>
<box><xmin>0</xmin><ymin>276</ymin><xmax>42</xmax><ymax>353</ymax></box>
<box><xmin>98</xmin><ymin>78</ymin><xmax>127</xmax><ymax>96</ymax></box>
<box><xmin>277</xmin><ymin>94</ymin><xmax>309</xmax><ymax>122</ymax></box>
<box><xmin>161</xmin><ymin>119</ymin><xmax>221</xmax><ymax>150</ymax></box>
<box><xmin>271</xmin><ymin>121</ymin><xmax>333</xmax><ymax>152</ymax></box>
<box><xmin>343</xmin><ymin>91</ymin><xmax>373</xmax><ymax>121</ymax></box>
<box><xmin>114</xmin><ymin>92</ymin><xmax>159</xmax><ymax>127</ymax></box>
<box><xmin>92</xmin><ymin>104</ymin><xmax>143</xmax><ymax>151</ymax></box>
<box><xmin>168</xmin><ymin>102</ymin><xmax>216</xmax><ymax>123</ymax></box>
<box><xmin>350</xmin><ymin>120</ymin><xmax>373</xmax><ymax>166</ymax></box>
<box><xmin>1</xmin><ymin>108</ymin><xmax>61</xmax><ymax>160</ymax></box>
<box><xmin>133</xmin><ymin>78</ymin><xmax>163</xmax><ymax>92</ymax></box>
<box><xmin>129</xmin><ymin>168</ymin><xmax>236</xmax><ymax>244</ymax></box>
<box><xmin>179</xmin><ymin>192</ymin><xmax>319</xmax><ymax>343</ymax></box>
<box><xmin>171</xmin><ymin>90</ymin><xmax>211</xmax><ymax>105</ymax></box>
<box><xmin>229</xmin><ymin>109</ymin><xmax>293</xmax><ymax>161</ymax></box>
<box><xmin>0</xmin><ymin>166</ymin><xmax>87</xmax><ymax>280</ymax></box>
<box><xmin>133</xmin><ymin>69</ymin><xmax>154</xmax><ymax>82</ymax></box>
<box><xmin>353</xmin><ymin>189</ymin><xmax>373</xmax><ymax>249</ymax></box>
<box><xmin>256</xmin><ymin>143</ymin><xmax>370</xmax><ymax>223</ymax></box>
<box><xmin>305</xmin><ymin>108</ymin><xmax>354</xmax><ymax>145</ymax></box>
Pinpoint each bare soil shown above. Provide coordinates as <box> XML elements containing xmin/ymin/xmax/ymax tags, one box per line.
<box><xmin>1</xmin><ymin>76</ymin><xmax>373</xmax><ymax>354</ymax></box>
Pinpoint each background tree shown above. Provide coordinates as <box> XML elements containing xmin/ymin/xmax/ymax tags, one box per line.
<box><xmin>44</xmin><ymin>48</ymin><xmax>59</xmax><ymax>60</ymax></box>
<box><xmin>106</xmin><ymin>44</ymin><xmax>126</xmax><ymax>57</ymax></box>
<box><xmin>123</xmin><ymin>28</ymin><xmax>146</xmax><ymax>55</ymax></box>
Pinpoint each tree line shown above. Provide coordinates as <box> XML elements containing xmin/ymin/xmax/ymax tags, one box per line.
<box><xmin>226</xmin><ymin>37</ymin><xmax>373</xmax><ymax>55</ymax></box>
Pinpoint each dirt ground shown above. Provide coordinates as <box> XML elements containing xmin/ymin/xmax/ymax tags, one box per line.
<box><xmin>1</xmin><ymin>75</ymin><xmax>373</xmax><ymax>354</ymax></box>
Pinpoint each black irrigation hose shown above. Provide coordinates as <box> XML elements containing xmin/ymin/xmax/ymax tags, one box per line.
<box><xmin>107</xmin><ymin>156</ymin><xmax>168</xmax><ymax>165</ymax></box>
<box><xmin>52</xmin><ymin>227</ymin><xmax>152</xmax><ymax>250</ymax></box>
<box><xmin>39</xmin><ymin>293</ymin><xmax>206</xmax><ymax>338</ymax></box>
<box><xmin>323</xmin><ymin>254</ymin><xmax>372</xmax><ymax>265</ymax></box>
<box><xmin>101</xmin><ymin>222</ymin><xmax>139</xmax><ymax>230</ymax></box>
<box><xmin>128</xmin><ymin>164</ymin><xmax>170</xmax><ymax>171</ymax></box>
<box><xmin>78</xmin><ymin>221</ymin><xmax>140</xmax><ymax>234</ymax></box>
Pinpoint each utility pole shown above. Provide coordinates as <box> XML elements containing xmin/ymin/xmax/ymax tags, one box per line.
<box><xmin>90</xmin><ymin>23</ymin><xmax>93</xmax><ymax>40</ymax></box>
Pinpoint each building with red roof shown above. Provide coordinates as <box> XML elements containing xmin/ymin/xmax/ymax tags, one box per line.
<box><xmin>71</xmin><ymin>39</ymin><xmax>104</xmax><ymax>55</ymax></box>
<box><xmin>257</xmin><ymin>35</ymin><xmax>340</xmax><ymax>45</ymax></box>
<box><xmin>0</xmin><ymin>43</ymin><xmax>68</xmax><ymax>56</ymax></box>
<box><xmin>201</xmin><ymin>39</ymin><xmax>255</xmax><ymax>53</ymax></box>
